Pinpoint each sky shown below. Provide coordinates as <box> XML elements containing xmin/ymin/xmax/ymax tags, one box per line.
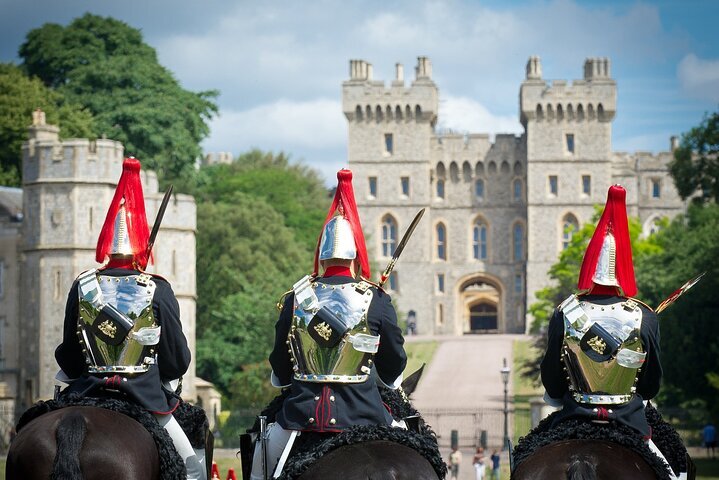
<box><xmin>2</xmin><ymin>0</ymin><xmax>718</xmax><ymax>183</ymax></box>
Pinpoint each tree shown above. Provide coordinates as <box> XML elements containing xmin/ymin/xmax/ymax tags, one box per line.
<box><xmin>670</xmin><ymin>110</ymin><xmax>719</xmax><ymax>204</ymax></box>
<box><xmin>0</xmin><ymin>63</ymin><xmax>94</xmax><ymax>186</ymax></box>
<box><xmin>19</xmin><ymin>14</ymin><xmax>218</xmax><ymax>183</ymax></box>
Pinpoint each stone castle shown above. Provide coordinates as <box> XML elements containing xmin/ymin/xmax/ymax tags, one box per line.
<box><xmin>0</xmin><ymin>111</ymin><xmax>219</xmax><ymax>436</ymax></box>
<box><xmin>345</xmin><ymin>56</ymin><xmax>686</xmax><ymax>335</ymax></box>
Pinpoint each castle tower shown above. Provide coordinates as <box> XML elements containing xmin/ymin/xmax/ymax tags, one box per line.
<box><xmin>521</xmin><ymin>57</ymin><xmax>617</xmax><ymax>317</ymax></box>
<box><xmin>344</xmin><ymin>57</ymin><xmax>438</xmax><ymax>331</ymax></box>
<box><xmin>18</xmin><ymin>111</ymin><xmax>197</xmax><ymax>410</ymax></box>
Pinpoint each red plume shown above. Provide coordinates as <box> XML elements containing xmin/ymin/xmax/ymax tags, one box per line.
<box><xmin>95</xmin><ymin>158</ymin><xmax>151</xmax><ymax>268</ymax></box>
<box><xmin>313</xmin><ymin>169</ymin><xmax>370</xmax><ymax>278</ymax></box>
<box><xmin>211</xmin><ymin>463</ymin><xmax>221</xmax><ymax>479</ymax></box>
<box><xmin>577</xmin><ymin>185</ymin><xmax>636</xmax><ymax>296</ymax></box>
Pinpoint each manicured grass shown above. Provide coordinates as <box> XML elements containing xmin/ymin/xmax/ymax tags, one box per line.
<box><xmin>512</xmin><ymin>338</ymin><xmax>543</xmax><ymax>443</ymax></box>
<box><xmin>696</xmin><ymin>458</ymin><xmax>719</xmax><ymax>479</ymax></box>
<box><xmin>403</xmin><ymin>340</ymin><xmax>439</xmax><ymax>379</ymax></box>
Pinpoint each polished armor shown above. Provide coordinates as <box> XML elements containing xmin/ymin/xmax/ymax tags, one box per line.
<box><xmin>318</xmin><ymin>216</ymin><xmax>357</xmax><ymax>262</ymax></box>
<box><xmin>77</xmin><ymin>269</ymin><xmax>160</xmax><ymax>374</ymax></box>
<box><xmin>288</xmin><ymin>275</ymin><xmax>378</xmax><ymax>383</ymax></box>
<box><xmin>560</xmin><ymin>294</ymin><xmax>646</xmax><ymax>405</ymax></box>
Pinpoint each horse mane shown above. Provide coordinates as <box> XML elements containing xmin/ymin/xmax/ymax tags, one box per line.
<box><xmin>51</xmin><ymin>411</ymin><xmax>87</xmax><ymax>480</ymax></box>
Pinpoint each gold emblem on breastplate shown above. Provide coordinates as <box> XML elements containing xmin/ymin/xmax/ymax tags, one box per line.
<box><xmin>98</xmin><ymin>320</ymin><xmax>117</xmax><ymax>339</ymax></box>
<box><xmin>587</xmin><ymin>336</ymin><xmax>606</xmax><ymax>354</ymax></box>
<box><xmin>314</xmin><ymin>321</ymin><xmax>333</xmax><ymax>341</ymax></box>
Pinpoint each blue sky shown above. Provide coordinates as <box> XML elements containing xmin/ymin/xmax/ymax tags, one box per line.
<box><xmin>1</xmin><ymin>0</ymin><xmax>717</xmax><ymax>183</ymax></box>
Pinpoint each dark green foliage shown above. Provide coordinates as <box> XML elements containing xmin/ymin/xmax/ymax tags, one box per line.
<box><xmin>670</xmin><ymin>110</ymin><xmax>719</xmax><ymax>204</ymax></box>
<box><xmin>0</xmin><ymin>63</ymin><xmax>94</xmax><ymax>186</ymax></box>
<box><xmin>192</xmin><ymin>153</ymin><xmax>328</xmax><ymax>403</ymax></box>
<box><xmin>635</xmin><ymin>204</ymin><xmax>719</xmax><ymax>417</ymax></box>
<box><xmin>19</xmin><ymin>14</ymin><xmax>218</xmax><ymax>183</ymax></box>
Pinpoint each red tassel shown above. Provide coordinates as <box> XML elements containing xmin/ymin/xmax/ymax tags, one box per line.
<box><xmin>95</xmin><ymin>158</ymin><xmax>151</xmax><ymax>268</ymax></box>
<box><xmin>313</xmin><ymin>169</ymin><xmax>370</xmax><ymax>278</ymax></box>
<box><xmin>211</xmin><ymin>463</ymin><xmax>221</xmax><ymax>479</ymax></box>
<box><xmin>577</xmin><ymin>185</ymin><xmax>636</xmax><ymax>296</ymax></box>
<box><xmin>226</xmin><ymin>468</ymin><xmax>238</xmax><ymax>480</ymax></box>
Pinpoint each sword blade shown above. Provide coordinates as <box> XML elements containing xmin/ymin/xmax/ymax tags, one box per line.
<box><xmin>379</xmin><ymin>208</ymin><xmax>425</xmax><ymax>287</ymax></box>
<box><xmin>145</xmin><ymin>184</ymin><xmax>174</xmax><ymax>261</ymax></box>
<box><xmin>655</xmin><ymin>271</ymin><xmax>705</xmax><ymax>314</ymax></box>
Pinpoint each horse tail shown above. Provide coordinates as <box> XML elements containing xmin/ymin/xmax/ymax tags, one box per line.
<box><xmin>566</xmin><ymin>454</ymin><xmax>597</xmax><ymax>480</ymax></box>
<box><xmin>51</xmin><ymin>410</ymin><xmax>87</xmax><ymax>480</ymax></box>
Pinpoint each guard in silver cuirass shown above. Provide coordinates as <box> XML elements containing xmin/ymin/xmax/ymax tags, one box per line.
<box><xmin>55</xmin><ymin>158</ymin><xmax>206</xmax><ymax>480</ymax></box>
<box><xmin>249</xmin><ymin>170</ymin><xmax>407</xmax><ymax>480</ymax></box>
<box><xmin>540</xmin><ymin>185</ymin><xmax>689</xmax><ymax>479</ymax></box>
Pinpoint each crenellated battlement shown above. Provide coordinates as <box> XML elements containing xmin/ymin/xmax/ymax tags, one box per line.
<box><xmin>520</xmin><ymin>56</ymin><xmax>616</xmax><ymax>127</ymax></box>
<box><xmin>342</xmin><ymin>56</ymin><xmax>438</xmax><ymax>125</ymax></box>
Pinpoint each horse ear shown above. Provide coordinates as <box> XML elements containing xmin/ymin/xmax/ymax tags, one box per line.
<box><xmin>400</xmin><ymin>364</ymin><xmax>425</xmax><ymax>396</ymax></box>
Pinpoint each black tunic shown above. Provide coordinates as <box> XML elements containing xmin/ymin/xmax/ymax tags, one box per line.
<box><xmin>55</xmin><ymin>268</ymin><xmax>192</xmax><ymax>413</ymax></box>
<box><xmin>540</xmin><ymin>294</ymin><xmax>662</xmax><ymax>436</ymax></box>
<box><xmin>269</xmin><ymin>274</ymin><xmax>407</xmax><ymax>432</ymax></box>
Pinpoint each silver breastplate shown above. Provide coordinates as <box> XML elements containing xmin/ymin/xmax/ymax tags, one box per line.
<box><xmin>560</xmin><ymin>295</ymin><xmax>646</xmax><ymax>405</ymax></box>
<box><xmin>288</xmin><ymin>276</ymin><xmax>378</xmax><ymax>383</ymax></box>
<box><xmin>77</xmin><ymin>271</ymin><xmax>160</xmax><ymax>375</ymax></box>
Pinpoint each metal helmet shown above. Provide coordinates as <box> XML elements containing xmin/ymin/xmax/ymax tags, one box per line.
<box><xmin>313</xmin><ymin>169</ymin><xmax>370</xmax><ymax>277</ymax></box>
<box><xmin>578</xmin><ymin>185</ymin><xmax>636</xmax><ymax>296</ymax></box>
<box><xmin>96</xmin><ymin>158</ymin><xmax>151</xmax><ymax>268</ymax></box>
<box><xmin>318</xmin><ymin>216</ymin><xmax>357</xmax><ymax>261</ymax></box>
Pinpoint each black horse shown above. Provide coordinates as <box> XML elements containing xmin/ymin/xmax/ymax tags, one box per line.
<box><xmin>7</xmin><ymin>406</ymin><xmax>161</xmax><ymax>480</ymax></box>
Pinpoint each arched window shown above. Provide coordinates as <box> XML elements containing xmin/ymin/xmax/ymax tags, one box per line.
<box><xmin>355</xmin><ymin>105</ymin><xmax>363</xmax><ymax>121</ymax></box>
<box><xmin>513</xmin><ymin>179</ymin><xmax>522</xmax><ymax>202</ymax></box>
<box><xmin>513</xmin><ymin>223</ymin><xmax>524</xmax><ymax>261</ymax></box>
<box><xmin>436</xmin><ymin>179</ymin><xmax>445</xmax><ymax>199</ymax></box>
<box><xmin>462</xmin><ymin>161</ymin><xmax>472</xmax><ymax>181</ymax></box>
<box><xmin>536</xmin><ymin>104</ymin><xmax>544</xmax><ymax>120</ymax></box>
<box><xmin>562</xmin><ymin>213</ymin><xmax>579</xmax><ymax>250</ymax></box>
<box><xmin>436</xmin><ymin>223</ymin><xmax>447</xmax><ymax>260</ymax></box>
<box><xmin>395</xmin><ymin>105</ymin><xmax>403</xmax><ymax>120</ymax></box>
<box><xmin>475</xmin><ymin>179</ymin><xmax>485</xmax><ymax>199</ymax></box>
<box><xmin>381</xmin><ymin>215</ymin><xmax>398</xmax><ymax>257</ymax></box>
<box><xmin>472</xmin><ymin>219</ymin><xmax>488</xmax><ymax>260</ymax></box>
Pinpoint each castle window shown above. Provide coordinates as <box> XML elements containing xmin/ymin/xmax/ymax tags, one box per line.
<box><xmin>437</xmin><ymin>273</ymin><xmax>445</xmax><ymax>293</ymax></box>
<box><xmin>89</xmin><ymin>207</ymin><xmax>93</xmax><ymax>230</ymax></box>
<box><xmin>381</xmin><ymin>215</ymin><xmax>398</xmax><ymax>257</ymax></box>
<box><xmin>369</xmin><ymin>177</ymin><xmax>377</xmax><ymax>198</ymax></box>
<box><xmin>436</xmin><ymin>223</ymin><xmax>447</xmax><ymax>260</ymax></box>
<box><xmin>566</xmin><ymin>134</ymin><xmax>575</xmax><ymax>153</ymax></box>
<box><xmin>54</xmin><ymin>269</ymin><xmax>62</xmax><ymax>301</ymax></box>
<box><xmin>514</xmin><ymin>274</ymin><xmax>523</xmax><ymax>293</ymax></box>
<box><xmin>472</xmin><ymin>220</ymin><xmax>488</xmax><ymax>260</ymax></box>
<box><xmin>549</xmin><ymin>175</ymin><xmax>558</xmax><ymax>196</ymax></box>
<box><xmin>513</xmin><ymin>223</ymin><xmax>524</xmax><ymax>261</ymax></box>
<box><xmin>384</xmin><ymin>133</ymin><xmax>394</xmax><ymax>154</ymax></box>
<box><xmin>582</xmin><ymin>175</ymin><xmax>591</xmax><ymax>196</ymax></box>
<box><xmin>562</xmin><ymin>213</ymin><xmax>579</xmax><ymax>250</ymax></box>
<box><xmin>437</xmin><ymin>303</ymin><xmax>444</xmax><ymax>326</ymax></box>
<box><xmin>401</xmin><ymin>177</ymin><xmax>410</xmax><ymax>197</ymax></box>
<box><xmin>436</xmin><ymin>179</ymin><xmax>445</xmax><ymax>199</ymax></box>
<box><xmin>388</xmin><ymin>271</ymin><xmax>399</xmax><ymax>292</ymax></box>
<box><xmin>513</xmin><ymin>179</ymin><xmax>522</xmax><ymax>202</ymax></box>
<box><xmin>475</xmin><ymin>179</ymin><xmax>485</xmax><ymax>199</ymax></box>
<box><xmin>355</xmin><ymin>105</ymin><xmax>363</xmax><ymax>121</ymax></box>
<box><xmin>651</xmin><ymin>179</ymin><xmax>661</xmax><ymax>198</ymax></box>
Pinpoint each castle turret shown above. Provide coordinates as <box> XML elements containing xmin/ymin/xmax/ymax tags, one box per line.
<box><xmin>521</xmin><ymin>57</ymin><xmax>617</xmax><ymax>320</ymax></box>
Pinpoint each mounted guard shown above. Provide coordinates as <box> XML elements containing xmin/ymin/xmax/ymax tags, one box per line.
<box><xmin>249</xmin><ymin>169</ymin><xmax>411</xmax><ymax>479</ymax></box>
<box><xmin>536</xmin><ymin>184</ymin><xmax>691</xmax><ymax>479</ymax></box>
<box><xmin>54</xmin><ymin>158</ymin><xmax>207</xmax><ymax>480</ymax></box>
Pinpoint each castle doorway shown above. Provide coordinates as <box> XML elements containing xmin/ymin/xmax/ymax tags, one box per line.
<box><xmin>458</xmin><ymin>276</ymin><xmax>502</xmax><ymax>333</ymax></box>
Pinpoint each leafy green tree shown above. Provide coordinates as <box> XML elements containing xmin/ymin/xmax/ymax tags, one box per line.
<box><xmin>635</xmin><ymin>204</ymin><xmax>719</xmax><ymax>416</ymax></box>
<box><xmin>670</xmin><ymin>110</ymin><xmax>719</xmax><ymax>204</ymax></box>
<box><xmin>0</xmin><ymin>63</ymin><xmax>94</xmax><ymax>186</ymax></box>
<box><xmin>19</xmin><ymin>14</ymin><xmax>217</xmax><ymax>183</ymax></box>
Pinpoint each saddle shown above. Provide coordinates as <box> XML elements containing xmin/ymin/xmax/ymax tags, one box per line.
<box><xmin>513</xmin><ymin>403</ymin><xmax>689</xmax><ymax>480</ymax></box>
<box><xmin>16</xmin><ymin>393</ymin><xmax>210</xmax><ymax>480</ymax></box>
<box><xmin>247</xmin><ymin>386</ymin><xmax>446</xmax><ymax>480</ymax></box>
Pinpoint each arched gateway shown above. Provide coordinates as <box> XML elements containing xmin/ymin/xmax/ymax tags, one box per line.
<box><xmin>457</xmin><ymin>275</ymin><xmax>503</xmax><ymax>333</ymax></box>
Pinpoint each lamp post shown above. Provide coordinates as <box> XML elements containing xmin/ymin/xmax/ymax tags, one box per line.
<box><xmin>500</xmin><ymin>357</ymin><xmax>511</xmax><ymax>450</ymax></box>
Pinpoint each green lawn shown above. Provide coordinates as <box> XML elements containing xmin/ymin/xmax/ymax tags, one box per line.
<box><xmin>512</xmin><ymin>338</ymin><xmax>543</xmax><ymax>443</ymax></box>
<box><xmin>403</xmin><ymin>340</ymin><xmax>439</xmax><ymax>380</ymax></box>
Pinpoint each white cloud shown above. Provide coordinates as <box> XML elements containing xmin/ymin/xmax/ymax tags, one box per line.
<box><xmin>678</xmin><ymin>54</ymin><xmax>719</xmax><ymax>102</ymax></box>
<box><xmin>439</xmin><ymin>94</ymin><xmax>523</xmax><ymax>136</ymax></box>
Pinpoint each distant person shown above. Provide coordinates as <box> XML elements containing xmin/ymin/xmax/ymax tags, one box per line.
<box><xmin>490</xmin><ymin>450</ymin><xmax>501</xmax><ymax>479</ymax></box>
<box><xmin>472</xmin><ymin>446</ymin><xmax>486</xmax><ymax>479</ymax></box>
<box><xmin>449</xmin><ymin>446</ymin><xmax>462</xmax><ymax>479</ymax></box>
<box><xmin>407</xmin><ymin>310</ymin><xmax>417</xmax><ymax>335</ymax></box>
<box><xmin>704</xmin><ymin>423</ymin><xmax>716</xmax><ymax>459</ymax></box>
